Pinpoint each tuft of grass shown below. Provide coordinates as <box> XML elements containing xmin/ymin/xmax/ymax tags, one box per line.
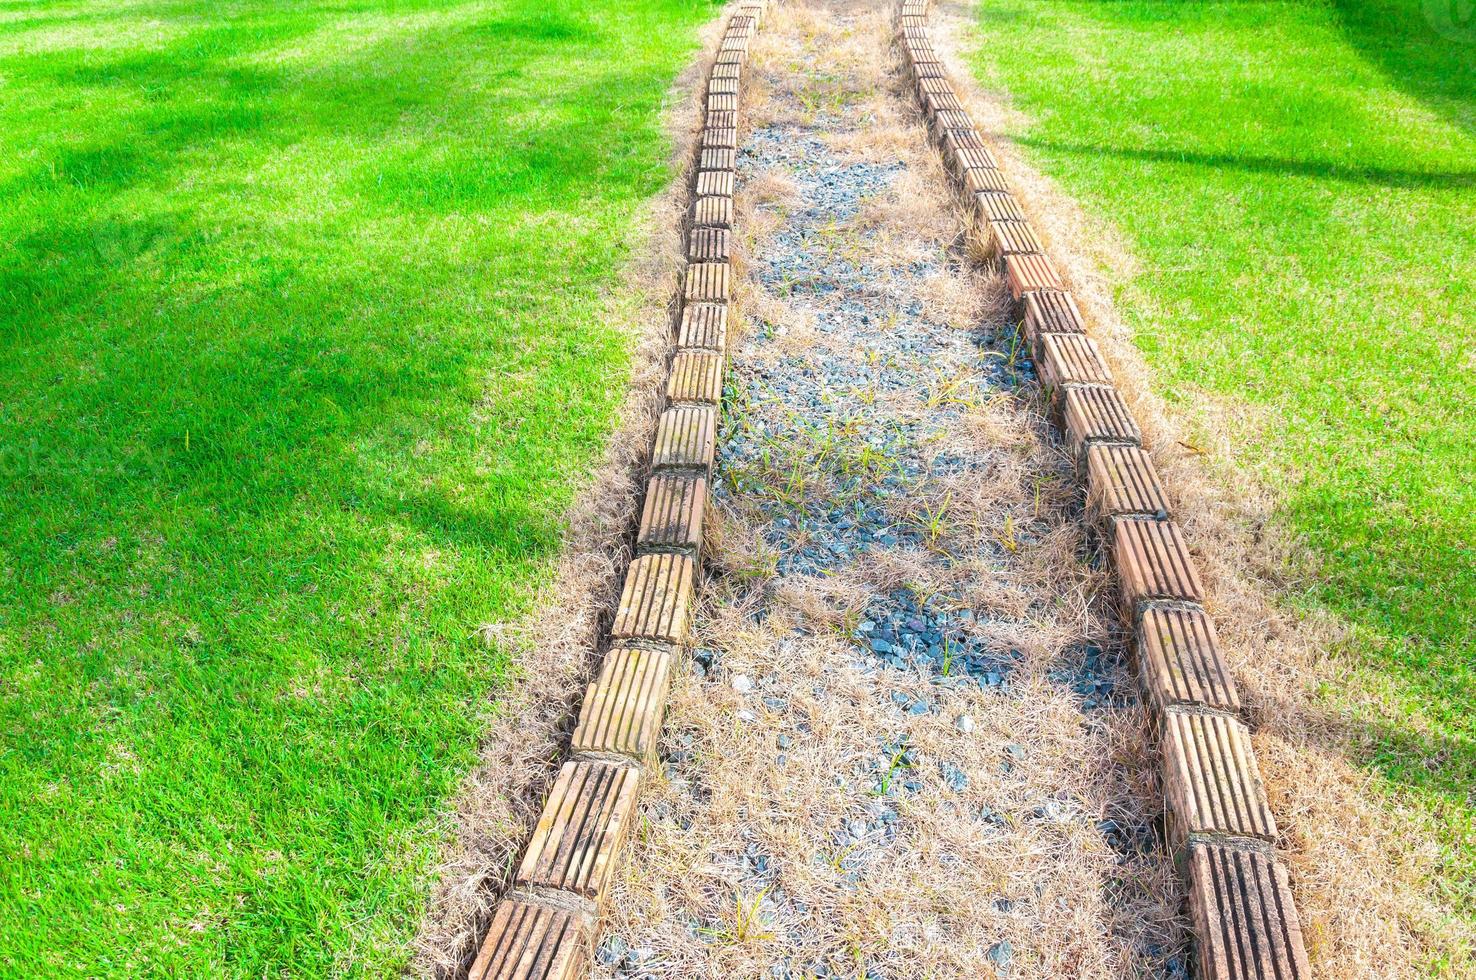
<box><xmin>700</xmin><ymin>887</ymin><xmax>777</xmax><ymax>945</ymax></box>
<box><xmin>872</xmin><ymin>742</ymin><xmax>913</xmax><ymax>797</ymax></box>
<box><xmin>912</xmin><ymin>491</ymin><xmax>953</xmax><ymax>551</ymax></box>
<box><xmin>967</xmin><ymin>0</ymin><xmax>1475</xmax><ymax>940</ymax></box>
<box><xmin>996</xmin><ymin>513</ymin><xmax>1017</xmax><ymax>554</ymax></box>
<box><xmin>0</xmin><ymin>0</ymin><xmax>718</xmax><ymax>974</ymax></box>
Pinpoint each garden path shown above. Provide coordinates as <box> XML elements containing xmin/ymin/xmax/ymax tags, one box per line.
<box><xmin>593</xmin><ymin>3</ymin><xmax>1185</xmax><ymax>976</ymax></box>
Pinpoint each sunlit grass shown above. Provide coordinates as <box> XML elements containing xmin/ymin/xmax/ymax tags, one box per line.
<box><xmin>966</xmin><ymin>0</ymin><xmax>1475</xmax><ymax>944</ymax></box>
<box><xmin>0</xmin><ymin>0</ymin><xmax>715</xmax><ymax>973</ymax></box>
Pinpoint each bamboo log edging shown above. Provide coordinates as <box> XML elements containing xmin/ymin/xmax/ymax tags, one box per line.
<box><xmin>463</xmin><ymin>5</ymin><xmax>769</xmax><ymax>977</ymax></box>
<box><xmin>892</xmin><ymin>3</ymin><xmax>1314</xmax><ymax>978</ymax></box>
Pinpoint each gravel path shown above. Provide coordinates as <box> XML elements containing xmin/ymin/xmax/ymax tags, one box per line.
<box><xmin>595</xmin><ymin>3</ymin><xmax>1186</xmax><ymax>977</ymax></box>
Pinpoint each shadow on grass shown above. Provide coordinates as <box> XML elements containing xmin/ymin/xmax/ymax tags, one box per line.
<box><xmin>0</xmin><ymin>6</ymin><xmax>650</xmax><ymax>216</ymax></box>
<box><xmin>1013</xmin><ymin>137</ymin><xmax>1476</xmax><ymax>190</ymax></box>
<box><xmin>0</xmin><ymin>0</ymin><xmax>687</xmax><ymax>581</ymax></box>
<box><xmin>0</xmin><ymin>0</ymin><xmax>708</xmax><ymax>967</ymax></box>
<box><xmin>1254</xmin><ymin>686</ymin><xmax>1475</xmax><ymax>918</ymax></box>
<box><xmin>0</xmin><ymin>0</ymin><xmax>678</xmax><ymax>361</ymax></box>
<box><xmin>1332</xmin><ymin>0</ymin><xmax>1476</xmax><ymax>144</ymax></box>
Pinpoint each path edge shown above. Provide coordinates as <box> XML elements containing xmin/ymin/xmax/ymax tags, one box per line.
<box><xmin>892</xmin><ymin>3</ymin><xmax>1314</xmax><ymax>978</ymax></box>
<box><xmin>459</xmin><ymin>4</ymin><xmax>769</xmax><ymax>978</ymax></box>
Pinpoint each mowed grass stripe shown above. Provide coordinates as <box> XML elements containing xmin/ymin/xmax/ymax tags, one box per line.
<box><xmin>0</xmin><ymin>0</ymin><xmax>717</xmax><ymax>974</ymax></box>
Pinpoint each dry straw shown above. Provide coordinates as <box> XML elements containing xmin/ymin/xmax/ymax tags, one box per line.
<box><xmin>410</xmin><ymin>4</ymin><xmax>764</xmax><ymax>976</ymax></box>
<box><xmin>923</xmin><ymin>0</ymin><xmax>1473</xmax><ymax>974</ymax></box>
<box><xmin>597</xmin><ymin>2</ymin><xmax>1184</xmax><ymax>977</ymax></box>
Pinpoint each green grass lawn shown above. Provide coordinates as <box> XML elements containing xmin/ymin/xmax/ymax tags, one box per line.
<box><xmin>966</xmin><ymin>0</ymin><xmax>1474</xmax><ymax>942</ymax></box>
<box><xmin>0</xmin><ymin>0</ymin><xmax>714</xmax><ymax>973</ymax></box>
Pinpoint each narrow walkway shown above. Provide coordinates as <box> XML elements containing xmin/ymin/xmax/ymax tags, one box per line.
<box><xmin>597</xmin><ymin>3</ymin><xmax>1185</xmax><ymax>977</ymax></box>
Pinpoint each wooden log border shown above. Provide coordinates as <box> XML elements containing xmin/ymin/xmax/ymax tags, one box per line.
<box><xmin>892</xmin><ymin>2</ymin><xmax>1313</xmax><ymax>978</ymax></box>
<box><xmin>463</xmin><ymin>4</ymin><xmax>770</xmax><ymax>977</ymax></box>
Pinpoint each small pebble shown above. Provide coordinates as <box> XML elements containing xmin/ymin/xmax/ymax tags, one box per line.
<box><xmin>731</xmin><ymin>674</ymin><xmax>754</xmax><ymax>694</ymax></box>
<box><xmin>954</xmin><ymin>714</ymin><xmax>974</xmax><ymax>733</ymax></box>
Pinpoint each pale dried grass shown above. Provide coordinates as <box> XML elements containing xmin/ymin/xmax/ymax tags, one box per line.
<box><xmin>595</xmin><ymin>3</ymin><xmax>1185</xmax><ymax>977</ymax></box>
<box><xmin>928</xmin><ymin>0</ymin><xmax>1474</xmax><ymax>974</ymax></box>
<box><xmin>406</xmin><ymin>9</ymin><xmax>740</xmax><ymax>977</ymax></box>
